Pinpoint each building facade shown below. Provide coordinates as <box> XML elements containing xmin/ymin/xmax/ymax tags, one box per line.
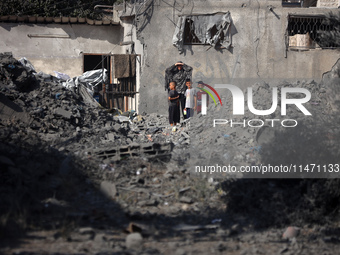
<box><xmin>0</xmin><ymin>13</ymin><xmax>142</xmax><ymax>112</ymax></box>
<box><xmin>132</xmin><ymin>0</ymin><xmax>340</xmax><ymax>114</ymax></box>
<box><xmin>1</xmin><ymin>0</ymin><xmax>339</xmax><ymax>114</ymax></box>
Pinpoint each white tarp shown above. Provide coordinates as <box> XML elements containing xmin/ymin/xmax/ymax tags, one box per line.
<box><xmin>62</xmin><ymin>69</ymin><xmax>109</xmax><ymax>95</ymax></box>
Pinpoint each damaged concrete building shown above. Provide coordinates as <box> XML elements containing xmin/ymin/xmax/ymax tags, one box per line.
<box><xmin>127</xmin><ymin>0</ymin><xmax>340</xmax><ymax>115</ymax></box>
<box><xmin>0</xmin><ymin>6</ymin><xmax>143</xmax><ymax>112</ymax></box>
<box><xmin>1</xmin><ymin>0</ymin><xmax>340</xmax><ymax>115</ymax></box>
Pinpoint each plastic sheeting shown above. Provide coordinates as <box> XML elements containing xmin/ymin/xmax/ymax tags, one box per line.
<box><xmin>172</xmin><ymin>12</ymin><xmax>232</xmax><ymax>53</ymax></box>
<box><xmin>62</xmin><ymin>69</ymin><xmax>109</xmax><ymax>95</ymax></box>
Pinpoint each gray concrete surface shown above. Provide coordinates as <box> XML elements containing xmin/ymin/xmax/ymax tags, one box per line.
<box><xmin>0</xmin><ymin>23</ymin><xmax>123</xmax><ymax>78</ymax></box>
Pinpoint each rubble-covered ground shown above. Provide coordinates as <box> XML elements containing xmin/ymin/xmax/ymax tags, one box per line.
<box><xmin>1</xmin><ymin>52</ymin><xmax>340</xmax><ymax>255</ymax></box>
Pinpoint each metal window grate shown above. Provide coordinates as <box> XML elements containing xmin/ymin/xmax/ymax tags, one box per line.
<box><xmin>287</xmin><ymin>15</ymin><xmax>340</xmax><ymax>49</ymax></box>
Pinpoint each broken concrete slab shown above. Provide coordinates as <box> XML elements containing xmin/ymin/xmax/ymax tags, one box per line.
<box><xmin>100</xmin><ymin>181</ymin><xmax>117</xmax><ymax>199</ymax></box>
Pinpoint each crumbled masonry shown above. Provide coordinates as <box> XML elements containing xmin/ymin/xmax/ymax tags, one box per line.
<box><xmin>1</xmin><ymin>52</ymin><xmax>340</xmax><ymax>254</ymax></box>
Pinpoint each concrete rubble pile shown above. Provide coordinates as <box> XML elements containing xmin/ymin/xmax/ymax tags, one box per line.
<box><xmin>0</xmin><ymin>52</ymin><xmax>194</xmax><ymax>208</ymax></box>
<box><xmin>0</xmin><ymin>52</ymin><xmax>193</xmax><ymax>233</ymax></box>
<box><xmin>0</xmin><ymin>54</ymin><xmax>226</xmax><ymax>254</ymax></box>
<box><xmin>0</xmin><ymin>53</ymin><xmax>191</xmax><ymax>158</ymax></box>
<box><xmin>1</xmin><ymin>51</ymin><xmax>339</xmax><ymax>176</ymax></box>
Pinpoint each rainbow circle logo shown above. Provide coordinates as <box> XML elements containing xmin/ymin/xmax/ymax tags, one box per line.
<box><xmin>197</xmin><ymin>83</ymin><xmax>222</xmax><ymax>115</ymax></box>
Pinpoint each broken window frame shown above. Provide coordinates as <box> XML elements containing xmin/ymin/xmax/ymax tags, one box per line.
<box><xmin>172</xmin><ymin>12</ymin><xmax>232</xmax><ymax>53</ymax></box>
<box><xmin>183</xmin><ymin>17</ymin><xmax>226</xmax><ymax>45</ymax></box>
<box><xmin>286</xmin><ymin>14</ymin><xmax>340</xmax><ymax>50</ymax></box>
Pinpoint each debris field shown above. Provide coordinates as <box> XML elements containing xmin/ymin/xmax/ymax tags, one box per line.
<box><xmin>1</xmin><ymin>52</ymin><xmax>340</xmax><ymax>254</ymax></box>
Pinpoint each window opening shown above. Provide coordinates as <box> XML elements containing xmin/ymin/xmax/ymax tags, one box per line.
<box><xmin>83</xmin><ymin>54</ymin><xmax>110</xmax><ymax>73</ymax></box>
<box><xmin>183</xmin><ymin>16</ymin><xmax>229</xmax><ymax>46</ymax></box>
<box><xmin>173</xmin><ymin>12</ymin><xmax>232</xmax><ymax>53</ymax></box>
<box><xmin>184</xmin><ymin>18</ymin><xmax>201</xmax><ymax>44</ymax></box>
<box><xmin>287</xmin><ymin>14</ymin><xmax>340</xmax><ymax>49</ymax></box>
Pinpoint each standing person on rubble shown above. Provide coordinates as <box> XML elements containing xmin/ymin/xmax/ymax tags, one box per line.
<box><xmin>165</xmin><ymin>61</ymin><xmax>193</xmax><ymax>119</ymax></box>
<box><xmin>168</xmin><ymin>81</ymin><xmax>180</xmax><ymax>131</ymax></box>
<box><xmin>184</xmin><ymin>79</ymin><xmax>197</xmax><ymax>119</ymax></box>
